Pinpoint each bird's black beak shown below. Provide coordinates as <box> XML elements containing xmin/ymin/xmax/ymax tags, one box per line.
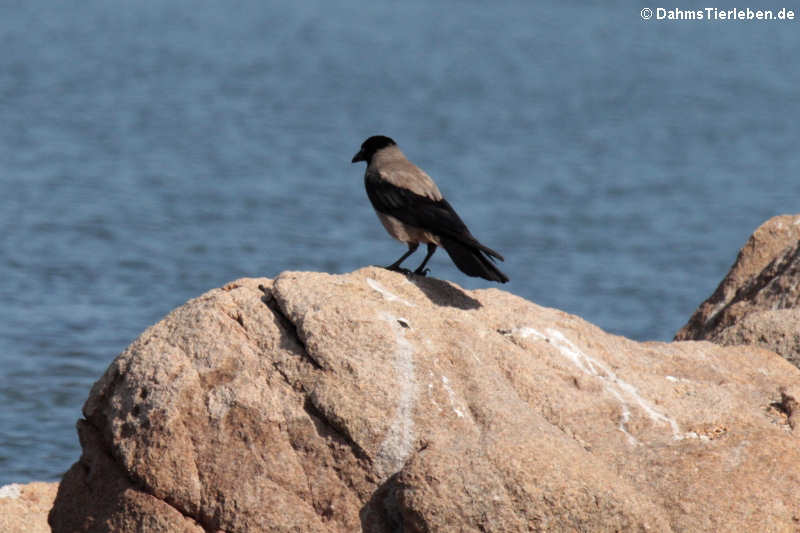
<box><xmin>352</xmin><ymin>150</ymin><xmax>365</xmax><ymax>163</ymax></box>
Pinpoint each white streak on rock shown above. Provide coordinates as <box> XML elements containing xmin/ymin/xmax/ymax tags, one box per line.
<box><xmin>427</xmin><ymin>371</ymin><xmax>443</xmax><ymax>412</ymax></box>
<box><xmin>606</xmin><ymin>387</ymin><xmax>639</xmax><ymax>445</ymax></box>
<box><xmin>0</xmin><ymin>483</ymin><xmax>22</xmax><ymax>499</ymax></box>
<box><xmin>442</xmin><ymin>375</ymin><xmax>465</xmax><ymax>418</ymax></box>
<box><xmin>464</xmin><ymin>345</ymin><xmax>481</xmax><ymax>364</ymax></box>
<box><xmin>516</xmin><ymin>326</ymin><xmax>687</xmax><ymax>443</ymax></box>
<box><xmin>367</xmin><ymin>278</ymin><xmax>415</xmax><ymax>307</ymax></box>
<box><xmin>516</xmin><ymin>327</ymin><xmax>545</xmax><ymax>341</ymax></box>
<box><xmin>376</xmin><ymin>311</ymin><xmax>418</xmax><ymax>477</ymax></box>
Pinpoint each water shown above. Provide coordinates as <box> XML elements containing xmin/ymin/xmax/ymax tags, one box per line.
<box><xmin>2</xmin><ymin>1</ymin><xmax>799</xmax><ymax>485</ymax></box>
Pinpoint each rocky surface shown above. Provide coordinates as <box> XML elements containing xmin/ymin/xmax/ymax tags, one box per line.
<box><xmin>49</xmin><ymin>267</ymin><xmax>800</xmax><ymax>532</ymax></box>
<box><xmin>675</xmin><ymin>214</ymin><xmax>800</xmax><ymax>367</ymax></box>
<box><xmin>0</xmin><ymin>482</ymin><xmax>59</xmax><ymax>533</ymax></box>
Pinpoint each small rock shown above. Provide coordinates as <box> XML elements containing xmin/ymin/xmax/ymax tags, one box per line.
<box><xmin>676</xmin><ymin>214</ymin><xmax>800</xmax><ymax>367</ymax></box>
<box><xmin>0</xmin><ymin>482</ymin><xmax>59</xmax><ymax>533</ymax></box>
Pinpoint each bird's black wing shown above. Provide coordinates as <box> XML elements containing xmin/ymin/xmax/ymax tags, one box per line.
<box><xmin>365</xmin><ymin>171</ymin><xmax>504</xmax><ymax>261</ymax></box>
<box><xmin>366</xmin><ymin>171</ymin><xmax>467</xmax><ymax>235</ymax></box>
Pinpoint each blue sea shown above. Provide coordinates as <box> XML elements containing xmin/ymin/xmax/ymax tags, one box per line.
<box><xmin>2</xmin><ymin>1</ymin><xmax>799</xmax><ymax>485</ymax></box>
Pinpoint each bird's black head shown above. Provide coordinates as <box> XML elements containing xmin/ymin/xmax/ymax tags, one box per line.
<box><xmin>351</xmin><ymin>135</ymin><xmax>397</xmax><ymax>164</ymax></box>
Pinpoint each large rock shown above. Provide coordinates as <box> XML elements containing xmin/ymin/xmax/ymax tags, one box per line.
<box><xmin>675</xmin><ymin>214</ymin><xmax>800</xmax><ymax>366</ymax></box>
<box><xmin>50</xmin><ymin>268</ymin><xmax>800</xmax><ymax>532</ymax></box>
<box><xmin>0</xmin><ymin>482</ymin><xmax>59</xmax><ymax>533</ymax></box>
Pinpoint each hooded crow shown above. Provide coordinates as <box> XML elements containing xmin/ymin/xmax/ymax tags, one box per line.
<box><xmin>352</xmin><ymin>135</ymin><xmax>509</xmax><ymax>283</ymax></box>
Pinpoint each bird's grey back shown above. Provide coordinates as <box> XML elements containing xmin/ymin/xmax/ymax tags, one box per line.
<box><xmin>368</xmin><ymin>145</ymin><xmax>443</xmax><ymax>201</ymax></box>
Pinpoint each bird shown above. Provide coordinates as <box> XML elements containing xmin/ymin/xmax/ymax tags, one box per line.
<box><xmin>352</xmin><ymin>135</ymin><xmax>509</xmax><ymax>283</ymax></box>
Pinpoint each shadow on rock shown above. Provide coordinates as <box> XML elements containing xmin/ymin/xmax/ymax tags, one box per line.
<box><xmin>359</xmin><ymin>473</ymin><xmax>408</xmax><ymax>533</ymax></box>
<box><xmin>411</xmin><ymin>275</ymin><xmax>481</xmax><ymax>310</ymax></box>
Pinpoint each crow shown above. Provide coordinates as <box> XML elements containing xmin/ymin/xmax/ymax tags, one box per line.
<box><xmin>352</xmin><ymin>135</ymin><xmax>508</xmax><ymax>283</ymax></box>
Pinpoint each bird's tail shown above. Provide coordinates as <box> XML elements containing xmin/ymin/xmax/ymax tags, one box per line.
<box><xmin>440</xmin><ymin>236</ymin><xmax>509</xmax><ymax>283</ymax></box>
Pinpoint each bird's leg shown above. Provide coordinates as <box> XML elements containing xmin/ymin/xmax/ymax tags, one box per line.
<box><xmin>386</xmin><ymin>242</ymin><xmax>419</xmax><ymax>273</ymax></box>
<box><xmin>413</xmin><ymin>243</ymin><xmax>437</xmax><ymax>276</ymax></box>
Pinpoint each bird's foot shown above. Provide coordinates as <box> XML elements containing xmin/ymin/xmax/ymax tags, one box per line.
<box><xmin>385</xmin><ymin>265</ymin><xmax>412</xmax><ymax>275</ymax></box>
<box><xmin>413</xmin><ymin>267</ymin><xmax>430</xmax><ymax>276</ymax></box>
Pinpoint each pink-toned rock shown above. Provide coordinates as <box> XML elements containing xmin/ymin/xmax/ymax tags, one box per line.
<box><xmin>676</xmin><ymin>215</ymin><xmax>800</xmax><ymax>367</ymax></box>
<box><xmin>51</xmin><ymin>269</ymin><xmax>800</xmax><ymax>532</ymax></box>
<box><xmin>0</xmin><ymin>481</ymin><xmax>59</xmax><ymax>533</ymax></box>
<box><xmin>675</xmin><ymin>214</ymin><xmax>800</xmax><ymax>339</ymax></box>
<box><xmin>49</xmin><ymin>418</ymin><xmax>204</xmax><ymax>533</ymax></box>
<box><xmin>711</xmin><ymin>308</ymin><xmax>800</xmax><ymax>369</ymax></box>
